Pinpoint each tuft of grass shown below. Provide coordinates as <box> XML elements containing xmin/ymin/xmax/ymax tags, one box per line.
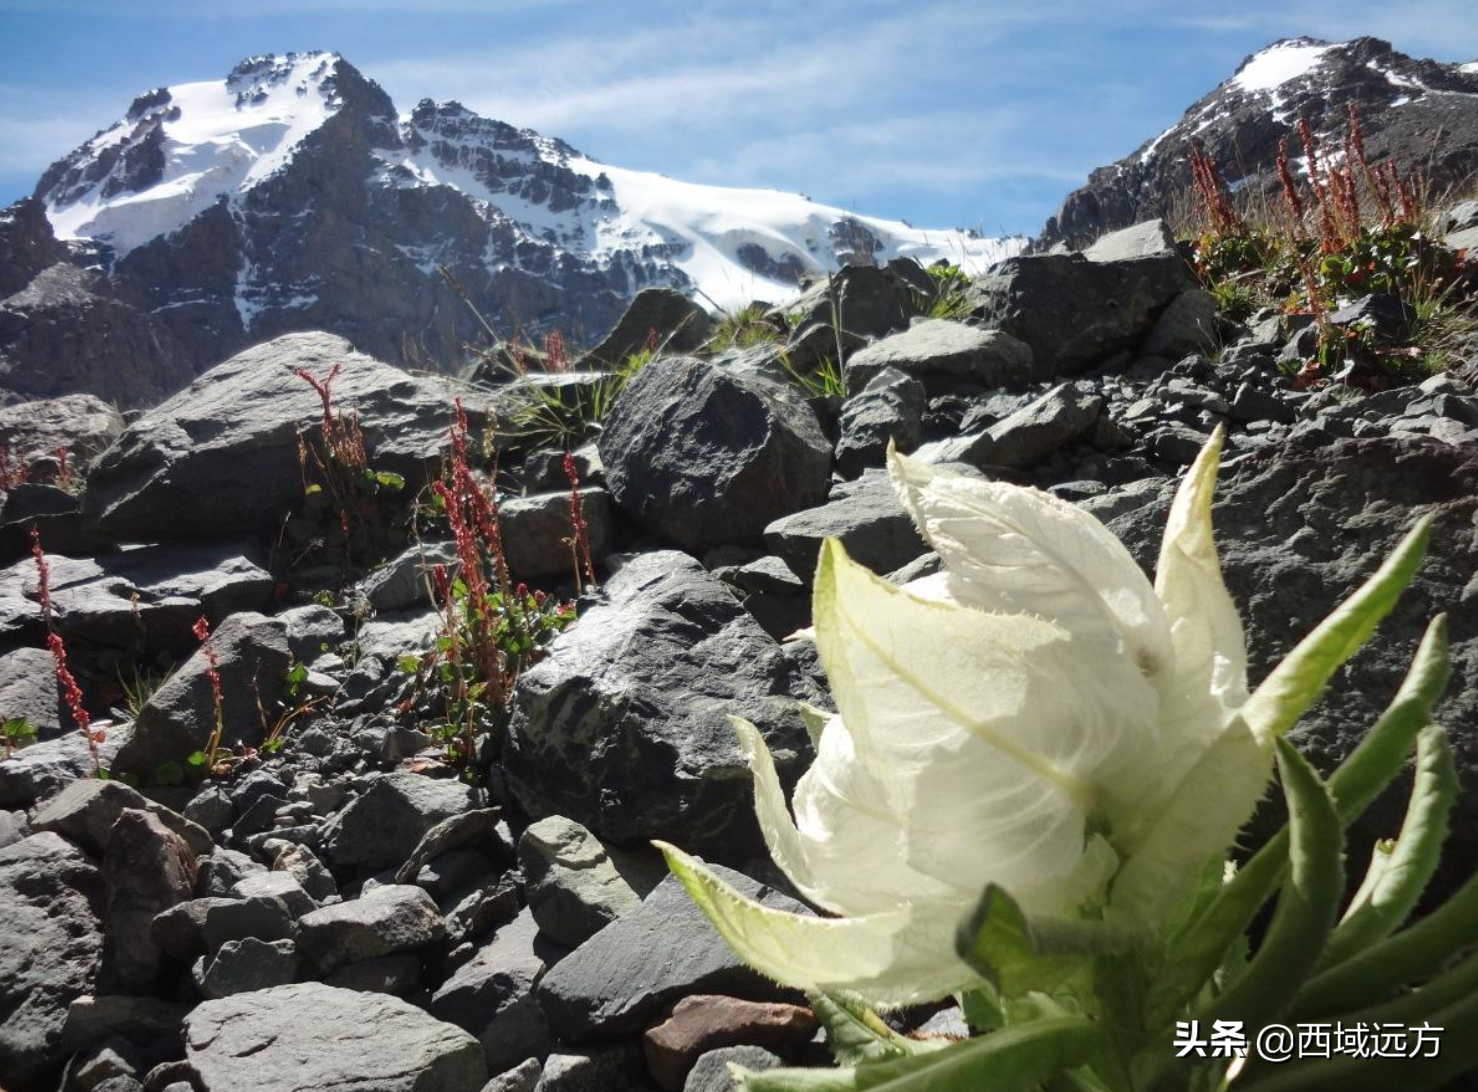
<box><xmin>708</xmin><ymin>303</ymin><xmax>785</xmax><ymax>353</ymax></box>
<box><xmin>918</xmin><ymin>263</ymin><xmax>975</xmax><ymax>320</ymax></box>
<box><xmin>779</xmin><ymin>350</ymin><xmax>846</xmax><ymax>401</ymax></box>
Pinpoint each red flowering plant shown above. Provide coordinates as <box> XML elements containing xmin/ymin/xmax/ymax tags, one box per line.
<box><xmin>284</xmin><ymin>363</ymin><xmax>409</xmax><ymax>576</ymax></box>
<box><xmin>399</xmin><ymin>399</ymin><xmax>576</xmax><ymax>776</ymax></box>
<box><xmin>29</xmin><ymin>528</ymin><xmax>105</xmax><ymax>775</ymax></box>
<box><xmin>185</xmin><ymin>615</ymin><xmax>231</xmax><ymax>776</ymax></box>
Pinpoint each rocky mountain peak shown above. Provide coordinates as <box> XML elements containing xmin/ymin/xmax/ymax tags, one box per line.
<box><xmin>1039</xmin><ymin>36</ymin><xmax>1478</xmax><ymax>249</ymax></box>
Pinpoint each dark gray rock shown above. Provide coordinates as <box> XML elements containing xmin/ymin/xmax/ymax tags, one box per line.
<box><xmin>323</xmin><ymin>772</ymin><xmax>480</xmax><ymax>872</ymax></box>
<box><xmin>967</xmin><ymin>252</ymin><xmax>1193</xmax><ymax>377</ymax></box>
<box><xmin>233</xmin><ymin>870</ymin><xmax>318</xmax><ymax>918</ymax></box>
<box><xmin>361</xmin><ymin>543</ymin><xmax>458</xmax><ymax>613</ymax></box>
<box><xmin>0</xmin><ymin>833</ymin><xmax>104</xmax><ymax>1086</ymax></box>
<box><xmin>582</xmin><ymin>288</ymin><xmax>710</xmax><ymax>368</ymax></box>
<box><xmin>111</xmin><ymin>611</ymin><xmax>290</xmax><ymax>782</ymax></box>
<box><xmin>32</xmin><ymin>777</ymin><xmax>213</xmax><ymax>857</ymax></box>
<box><xmin>1142</xmin><ymin>289</ymin><xmax>1219</xmax><ymax>359</ymax></box>
<box><xmin>683</xmin><ymin>1046</ymin><xmax>782</xmax><ymax>1092</ymax></box>
<box><xmin>297</xmin><ymin>884</ymin><xmax>448</xmax><ymax>973</ymax></box>
<box><xmin>197</xmin><ymin>937</ymin><xmax>298</xmax><ymax>999</ymax></box>
<box><xmin>278</xmin><ymin>603</ymin><xmax>346</xmax><ymax>661</ymax></box>
<box><xmin>483</xmin><ymin>1058</ymin><xmax>541</xmax><ymax>1092</ymax></box>
<box><xmin>981</xmin><ymin>382</ymin><xmax>1105</xmax><ymax>469</ymax></box>
<box><xmin>532</xmin><ymin>1046</ymin><xmax>653</xmax><ymax>1092</ymax></box>
<box><xmin>0</xmin><ymin>646</ymin><xmax>77</xmax><ymax>740</ymax></box>
<box><xmin>503</xmin><ymin>551</ymin><xmax>820</xmax><ymax>858</ymax></box>
<box><xmin>0</xmin><ymin>721</ymin><xmax>132</xmax><ymax>808</ymax></box>
<box><xmin>1230</xmin><ymin>383</ymin><xmax>1298</xmax><ymax>424</ymax></box>
<box><xmin>193</xmin><ymin>848</ymin><xmax>264</xmax><ymax>897</ymax></box>
<box><xmin>771</xmin><ymin>261</ymin><xmax>929</xmax><ymax>342</ymax></box>
<box><xmin>0</xmin><ymin>542</ymin><xmax>273</xmax><ymax>656</ymax></box>
<box><xmin>199</xmin><ymin>894</ymin><xmax>295</xmax><ymax>951</ymax></box>
<box><xmin>101</xmin><ymin>809</ymin><xmax>196</xmax><ymax>992</ymax></box>
<box><xmin>842</xmin><ymin>320</ymin><xmax>1033</xmax><ymax>395</ymax></box>
<box><xmin>835</xmin><ymin>367</ymin><xmax>926</xmax><ymax>478</ymax></box>
<box><xmin>500</xmin><ymin>488</ymin><xmax>614</xmax><ymax>582</ymax></box>
<box><xmin>598</xmin><ymin>357</ymin><xmax>831</xmax><ymax>550</ymax></box>
<box><xmin>327</xmin><ymin>953</ymin><xmax>423</xmax><ymax>996</ymax></box>
<box><xmin>518</xmin><ymin>815</ymin><xmax>641</xmax><ymax>948</ymax></box>
<box><xmin>395</xmin><ymin>808</ymin><xmax>511</xmax><ymax>885</ymax></box>
<box><xmin>431</xmin><ymin>908</ymin><xmax>552</xmax><ymax>1075</ymax></box>
<box><xmin>184</xmin><ymin>982</ymin><xmax>487</xmax><ymax>1092</ymax></box>
<box><xmin>764</xmin><ymin>469</ymin><xmax>924</xmax><ymax>582</ymax></box>
<box><xmin>83</xmin><ymin>332</ymin><xmax>501</xmax><ymax>541</ymax></box>
<box><xmin>1328</xmin><ymin>293</ymin><xmax>1415</xmax><ymax>339</ymax></box>
<box><xmin>537</xmin><ymin>865</ymin><xmax>808</xmax><ymax>1041</ymax></box>
<box><xmin>0</xmin><ymin>393</ymin><xmax>122</xmax><ymax>473</ymax></box>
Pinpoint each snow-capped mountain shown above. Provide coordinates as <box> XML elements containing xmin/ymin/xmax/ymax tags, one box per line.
<box><xmin>0</xmin><ymin>52</ymin><xmax>1014</xmax><ymax>406</ymax></box>
<box><xmin>1038</xmin><ymin>37</ymin><xmax>1478</xmax><ymax>249</ymax></box>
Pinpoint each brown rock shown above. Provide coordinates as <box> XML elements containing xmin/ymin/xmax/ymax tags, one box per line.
<box><xmin>642</xmin><ymin>994</ymin><xmax>818</xmax><ymax>1090</ymax></box>
<box><xmin>101</xmin><ymin>808</ymin><xmax>197</xmax><ymax>991</ymax></box>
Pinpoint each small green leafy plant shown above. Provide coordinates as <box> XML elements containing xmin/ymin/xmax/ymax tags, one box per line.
<box><xmin>708</xmin><ymin>303</ymin><xmax>785</xmax><ymax>353</ymax></box>
<box><xmin>2</xmin><ymin>715</ymin><xmax>36</xmax><ymax>757</ymax></box>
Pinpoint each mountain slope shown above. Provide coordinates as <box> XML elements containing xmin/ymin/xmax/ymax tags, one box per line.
<box><xmin>0</xmin><ymin>52</ymin><xmax>1014</xmax><ymax>407</ymax></box>
<box><xmin>1038</xmin><ymin>37</ymin><xmax>1478</xmax><ymax>249</ymax></box>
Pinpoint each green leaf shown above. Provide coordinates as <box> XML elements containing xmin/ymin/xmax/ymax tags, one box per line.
<box><xmin>154</xmin><ymin>760</ymin><xmax>184</xmax><ymax>787</ymax></box>
<box><xmin>808</xmin><ymin>993</ymin><xmax>943</xmax><ymax>1065</ymax></box>
<box><xmin>957</xmin><ymin>885</ymin><xmax>1135</xmax><ymax>998</ymax></box>
<box><xmin>1195</xmin><ymin>740</ymin><xmax>1343</xmax><ymax>1031</ymax></box>
<box><xmin>305</xmin><ymin>483</ymin><xmax>323</xmax><ymax>495</ymax></box>
<box><xmin>373</xmin><ymin>470</ymin><xmax>406</xmax><ymax>490</ymax></box>
<box><xmin>186</xmin><ymin>751</ymin><xmax>207</xmax><ymax>767</ymax></box>
<box><xmin>958</xmin><ymin>987</ymin><xmax>1005</xmax><ymax>1034</ymax></box>
<box><xmin>737</xmin><ymin>1017</ymin><xmax>1102</xmax><ymax>1092</ymax></box>
<box><xmin>1240</xmin><ymin>516</ymin><xmax>1430</xmax><ymax>747</ymax></box>
<box><xmin>397</xmin><ymin>654</ymin><xmax>422</xmax><ymax>674</ymax></box>
<box><xmin>1159</xmin><ymin>615</ymin><xmax>1449</xmax><ymax>1018</ymax></box>
<box><xmin>1318</xmin><ymin>725</ymin><xmax>1456</xmax><ymax>970</ymax></box>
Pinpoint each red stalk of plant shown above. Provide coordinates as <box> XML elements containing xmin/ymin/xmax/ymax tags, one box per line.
<box><xmin>192</xmin><ymin>615</ymin><xmax>225</xmax><ymax>771</ymax></box>
<box><xmin>31</xmin><ymin>527</ymin><xmax>100</xmax><ymax>774</ymax></box>
<box><xmin>56</xmin><ymin>446</ymin><xmax>70</xmax><ymax>490</ymax></box>
<box><xmin>563</xmin><ymin>451</ymin><xmax>595</xmax><ymax>593</ymax></box>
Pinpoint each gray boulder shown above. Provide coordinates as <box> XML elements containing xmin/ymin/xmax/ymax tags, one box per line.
<box><xmin>770</xmin><ymin>261</ymin><xmax>930</xmax><ymax>342</ymax></box>
<box><xmin>983</xmin><ymin>381</ymin><xmax>1105</xmax><ymax>469</ymax></box>
<box><xmin>32</xmin><ymin>775</ymin><xmax>213</xmax><ymax>857</ymax></box>
<box><xmin>518</xmin><ymin>815</ymin><xmax>641</xmax><ymax>948</ymax></box>
<box><xmin>582</xmin><ymin>288</ymin><xmax>710</xmax><ymax>368</ymax></box>
<box><xmin>537</xmin><ymin>865</ymin><xmax>808</xmax><ymax>1041</ymax></box>
<box><xmin>323</xmin><ymin>772</ymin><xmax>480</xmax><ymax>872</ymax></box>
<box><xmin>82</xmin><ymin>332</ymin><xmax>501</xmax><ymax>541</ymax></box>
<box><xmin>843</xmin><ymin>320</ymin><xmax>1032</xmax><ymax>395</ymax></box>
<box><xmin>764</xmin><ymin>469</ymin><xmax>925</xmax><ymax>582</ymax></box>
<box><xmin>0</xmin><ymin>393</ymin><xmax>123</xmax><ymax>472</ymax></box>
<box><xmin>684</xmin><ymin>1046</ymin><xmax>781</xmax><ymax>1092</ymax></box>
<box><xmin>500</xmin><ymin>488</ymin><xmax>614</xmax><ymax>582</ymax></box>
<box><xmin>533</xmin><ymin>1047</ymin><xmax>653</xmax><ymax>1092</ymax></box>
<box><xmin>0</xmin><ymin>646</ymin><xmax>76</xmax><ymax>740</ymax></box>
<box><xmin>110</xmin><ymin>611</ymin><xmax>290</xmax><ymax>781</ymax></box>
<box><xmin>431</xmin><ymin>908</ymin><xmax>552</xmax><ymax>1075</ymax></box>
<box><xmin>0</xmin><ymin>833</ymin><xmax>104</xmax><ymax>1086</ymax></box>
<box><xmin>1141</xmin><ymin>289</ymin><xmax>1220</xmax><ymax>359</ymax></box>
<box><xmin>361</xmin><ymin>543</ymin><xmax>458</xmax><ymax>613</ymax></box>
<box><xmin>503</xmin><ymin>551</ymin><xmax>820</xmax><ymax>858</ymax></box>
<box><xmin>196</xmin><ymin>937</ymin><xmax>299</xmax><ymax>999</ymax></box>
<box><xmin>598</xmin><ymin>357</ymin><xmax>830</xmax><ymax>550</ymax></box>
<box><xmin>297</xmin><ymin>884</ymin><xmax>448</xmax><ymax>973</ymax></box>
<box><xmin>835</xmin><ymin>367</ymin><xmax>926</xmax><ymax>478</ymax></box>
<box><xmin>0</xmin><ymin>723</ymin><xmax>132</xmax><ymax>808</ymax></box>
<box><xmin>967</xmin><ymin>251</ymin><xmax>1194</xmax><ymax>377</ymax></box>
<box><xmin>184</xmin><ymin>982</ymin><xmax>486</xmax><ymax>1092</ymax></box>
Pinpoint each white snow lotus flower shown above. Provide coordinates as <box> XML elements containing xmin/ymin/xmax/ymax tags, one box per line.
<box><xmin>657</xmin><ymin>426</ymin><xmax>1434</xmax><ymax>1010</ymax></box>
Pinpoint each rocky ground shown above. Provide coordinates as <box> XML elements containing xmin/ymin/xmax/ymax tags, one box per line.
<box><xmin>1</xmin><ymin>218</ymin><xmax>1477</xmax><ymax>1092</ymax></box>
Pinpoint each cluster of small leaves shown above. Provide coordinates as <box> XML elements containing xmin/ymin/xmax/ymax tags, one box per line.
<box><xmin>708</xmin><ymin>303</ymin><xmax>787</xmax><ymax>354</ymax></box>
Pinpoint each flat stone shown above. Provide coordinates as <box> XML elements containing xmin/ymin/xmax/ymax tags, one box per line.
<box><xmin>322</xmin><ymin>772</ymin><xmax>480</xmax><ymax>872</ymax></box>
<box><xmin>764</xmin><ymin>470</ymin><xmax>924</xmax><ymax>582</ymax></box>
<box><xmin>1082</xmin><ymin>219</ymin><xmax>1176</xmax><ymax>261</ymax></box>
<box><xmin>184</xmin><ymin>982</ymin><xmax>487</xmax><ymax>1092</ymax></box>
<box><xmin>499</xmin><ymin>488</ymin><xmax>614</xmax><ymax>582</ymax></box>
<box><xmin>297</xmin><ymin>883</ymin><xmax>448</xmax><ymax>973</ymax></box>
<box><xmin>197</xmin><ymin>937</ymin><xmax>298</xmax><ymax>999</ymax></box>
<box><xmin>843</xmin><ymin>320</ymin><xmax>1033</xmax><ymax>395</ymax></box>
<box><xmin>683</xmin><ymin>1046</ymin><xmax>781</xmax><ymax>1092</ymax></box>
<box><xmin>537</xmin><ymin>865</ymin><xmax>808</xmax><ymax>1041</ymax></box>
<box><xmin>982</xmin><ymin>382</ymin><xmax>1103</xmax><ymax>470</ymax></box>
<box><xmin>644</xmin><ymin>995</ymin><xmax>817</xmax><ymax>1090</ymax></box>
<box><xmin>532</xmin><ymin>1046</ymin><xmax>652</xmax><ymax>1092</ymax></box>
<box><xmin>32</xmin><ymin>776</ymin><xmax>213</xmax><ymax>857</ymax></box>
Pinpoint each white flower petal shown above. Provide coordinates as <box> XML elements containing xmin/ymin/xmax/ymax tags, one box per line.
<box><xmin>889</xmin><ymin>448</ymin><xmax>1174</xmax><ymax>678</ymax></box>
<box><xmin>659</xmin><ymin>841</ymin><xmax>981</xmax><ymax>1008</ymax></box>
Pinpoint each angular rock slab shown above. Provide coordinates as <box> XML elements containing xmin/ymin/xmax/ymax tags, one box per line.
<box><xmin>582</xmin><ymin>287</ymin><xmax>710</xmax><ymax>368</ymax></box>
<box><xmin>764</xmin><ymin>469</ymin><xmax>925</xmax><ymax>582</ymax></box>
<box><xmin>83</xmin><ymin>332</ymin><xmax>503</xmax><ymax>540</ymax></box>
<box><xmin>537</xmin><ymin>865</ymin><xmax>808</xmax><ymax>1041</ymax></box>
<box><xmin>842</xmin><ymin>319</ymin><xmax>1033</xmax><ymax>395</ymax></box>
<box><xmin>185</xmin><ymin>982</ymin><xmax>487</xmax><ymax>1092</ymax></box>
<box><xmin>967</xmin><ymin>251</ymin><xmax>1193</xmax><ymax>377</ymax></box>
<box><xmin>598</xmin><ymin>357</ymin><xmax>831</xmax><ymax>550</ymax></box>
<box><xmin>0</xmin><ymin>393</ymin><xmax>123</xmax><ymax>471</ymax></box>
<box><xmin>503</xmin><ymin>551</ymin><xmax>820</xmax><ymax>857</ymax></box>
<box><xmin>0</xmin><ymin>832</ymin><xmax>104</xmax><ymax>1086</ymax></box>
<box><xmin>296</xmin><ymin>884</ymin><xmax>448</xmax><ymax>973</ymax></box>
<box><xmin>322</xmin><ymin>771</ymin><xmax>480</xmax><ymax>872</ymax></box>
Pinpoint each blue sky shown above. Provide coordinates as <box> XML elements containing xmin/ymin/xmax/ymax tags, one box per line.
<box><xmin>1</xmin><ymin>0</ymin><xmax>1475</xmax><ymax>237</ymax></box>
